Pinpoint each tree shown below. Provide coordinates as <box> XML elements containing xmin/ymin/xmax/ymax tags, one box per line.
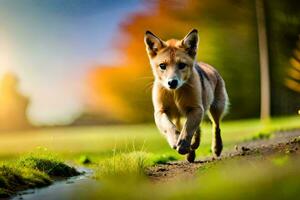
<box><xmin>0</xmin><ymin>73</ymin><xmax>32</xmax><ymax>131</ymax></box>
<box><xmin>256</xmin><ymin>0</ymin><xmax>271</xmax><ymax>120</ymax></box>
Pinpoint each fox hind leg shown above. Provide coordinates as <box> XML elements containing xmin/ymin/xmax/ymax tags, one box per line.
<box><xmin>209</xmin><ymin>100</ymin><xmax>227</xmax><ymax>157</ymax></box>
<box><xmin>210</xmin><ymin>77</ymin><xmax>228</xmax><ymax>157</ymax></box>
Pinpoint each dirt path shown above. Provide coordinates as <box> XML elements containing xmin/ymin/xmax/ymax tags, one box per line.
<box><xmin>146</xmin><ymin>129</ymin><xmax>300</xmax><ymax>182</ymax></box>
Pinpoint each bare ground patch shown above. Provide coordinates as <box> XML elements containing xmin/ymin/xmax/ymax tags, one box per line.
<box><xmin>146</xmin><ymin>129</ymin><xmax>300</xmax><ymax>182</ymax></box>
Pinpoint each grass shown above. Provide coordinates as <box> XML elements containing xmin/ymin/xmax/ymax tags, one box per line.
<box><xmin>19</xmin><ymin>157</ymin><xmax>79</xmax><ymax>177</ymax></box>
<box><xmin>0</xmin><ymin>116</ymin><xmax>299</xmax><ymax>162</ymax></box>
<box><xmin>72</xmin><ymin>154</ymin><xmax>300</xmax><ymax>200</ymax></box>
<box><xmin>94</xmin><ymin>151</ymin><xmax>178</xmax><ymax>179</ymax></box>
<box><xmin>95</xmin><ymin>151</ymin><xmax>151</xmax><ymax>179</ymax></box>
<box><xmin>0</xmin><ymin>164</ymin><xmax>51</xmax><ymax>197</ymax></box>
<box><xmin>78</xmin><ymin>155</ymin><xmax>92</xmax><ymax>164</ymax></box>
<box><xmin>0</xmin><ymin>116</ymin><xmax>299</xmax><ymax>198</ymax></box>
<box><xmin>0</xmin><ymin>152</ymin><xmax>79</xmax><ymax>197</ymax></box>
<box><xmin>244</xmin><ymin>131</ymin><xmax>272</xmax><ymax>141</ymax></box>
<box><xmin>90</xmin><ymin>116</ymin><xmax>300</xmax><ymax>179</ymax></box>
<box><xmin>167</xmin><ymin>155</ymin><xmax>300</xmax><ymax>200</ymax></box>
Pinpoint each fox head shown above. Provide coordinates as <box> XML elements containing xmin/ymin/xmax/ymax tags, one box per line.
<box><xmin>144</xmin><ymin>29</ymin><xmax>199</xmax><ymax>90</ymax></box>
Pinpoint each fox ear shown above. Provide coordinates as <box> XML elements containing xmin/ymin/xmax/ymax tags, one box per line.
<box><xmin>181</xmin><ymin>29</ymin><xmax>199</xmax><ymax>57</ymax></box>
<box><xmin>144</xmin><ymin>31</ymin><xmax>165</xmax><ymax>57</ymax></box>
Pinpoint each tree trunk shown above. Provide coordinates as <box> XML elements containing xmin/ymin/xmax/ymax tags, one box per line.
<box><xmin>256</xmin><ymin>0</ymin><xmax>270</xmax><ymax>120</ymax></box>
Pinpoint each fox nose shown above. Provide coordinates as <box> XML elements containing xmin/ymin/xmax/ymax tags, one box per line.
<box><xmin>168</xmin><ymin>79</ymin><xmax>178</xmax><ymax>89</ymax></box>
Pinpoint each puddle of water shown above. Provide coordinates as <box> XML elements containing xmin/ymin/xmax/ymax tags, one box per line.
<box><xmin>12</xmin><ymin>167</ymin><xmax>101</xmax><ymax>200</ymax></box>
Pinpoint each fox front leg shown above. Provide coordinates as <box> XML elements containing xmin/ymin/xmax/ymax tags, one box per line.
<box><xmin>176</xmin><ymin>107</ymin><xmax>203</xmax><ymax>155</ymax></box>
<box><xmin>154</xmin><ymin>111</ymin><xmax>180</xmax><ymax>149</ymax></box>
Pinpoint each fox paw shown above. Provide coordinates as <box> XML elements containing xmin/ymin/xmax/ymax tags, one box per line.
<box><xmin>176</xmin><ymin>139</ymin><xmax>190</xmax><ymax>155</ymax></box>
<box><xmin>212</xmin><ymin>144</ymin><xmax>223</xmax><ymax>157</ymax></box>
<box><xmin>186</xmin><ymin>150</ymin><xmax>196</xmax><ymax>163</ymax></box>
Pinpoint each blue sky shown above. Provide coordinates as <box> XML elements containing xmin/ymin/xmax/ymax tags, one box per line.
<box><xmin>0</xmin><ymin>0</ymin><xmax>145</xmax><ymax>125</ymax></box>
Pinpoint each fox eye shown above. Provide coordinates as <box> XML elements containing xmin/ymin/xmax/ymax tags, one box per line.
<box><xmin>159</xmin><ymin>63</ymin><xmax>167</xmax><ymax>70</ymax></box>
<box><xmin>178</xmin><ymin>62</ymin><xmax>187</xmax><ymax>70</ymax></box>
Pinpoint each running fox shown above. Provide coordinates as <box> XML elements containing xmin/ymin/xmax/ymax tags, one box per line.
<box><xmin>144</xmin><ymin>29</ymin><xmax>229</xmax><ymax>162</ymax></box>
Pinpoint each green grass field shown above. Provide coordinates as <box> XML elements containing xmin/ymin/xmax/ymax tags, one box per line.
<box><xmin>0</xmin><ymin>116</ymin><xmax>299</xmax><ymax>162</ymax></box>
<box><xmin>0</xmin><ymin>116</ymin><xmax>300</xmax><ymax>198</ymax></box>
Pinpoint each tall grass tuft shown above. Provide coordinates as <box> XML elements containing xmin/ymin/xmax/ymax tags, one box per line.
<box><xmin>94</xmin><ymin>150</ymin><xmax>178</xmax><ymax>179</ymax></box>
<box><xmin>95</xmin><ymin>151</ymin><xmax>151</xmax><ymax>178</ymax></box>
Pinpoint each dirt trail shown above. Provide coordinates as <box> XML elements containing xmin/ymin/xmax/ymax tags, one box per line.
<box><xmin>146</xmin><ymin>129</ymin><xmax>300</xmax><ymax>182</ymax></box>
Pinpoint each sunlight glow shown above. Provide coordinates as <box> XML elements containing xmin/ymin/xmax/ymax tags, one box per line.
<box><xmin>0</xmin><ymin>32</ymin><xmax>14</xmax><ymax>77</ymax></box>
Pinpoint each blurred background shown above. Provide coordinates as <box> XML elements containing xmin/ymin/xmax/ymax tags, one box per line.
<box><xmin>0</xmin><ymin>0</ymin><xmax>300</xmax><ymax>132</ymax></box>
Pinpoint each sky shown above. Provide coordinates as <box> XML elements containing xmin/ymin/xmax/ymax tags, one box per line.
<box><xmin>0</xmin><ymin>0</ymin><xmax>146</xmax><ymax>125</ymax></box>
